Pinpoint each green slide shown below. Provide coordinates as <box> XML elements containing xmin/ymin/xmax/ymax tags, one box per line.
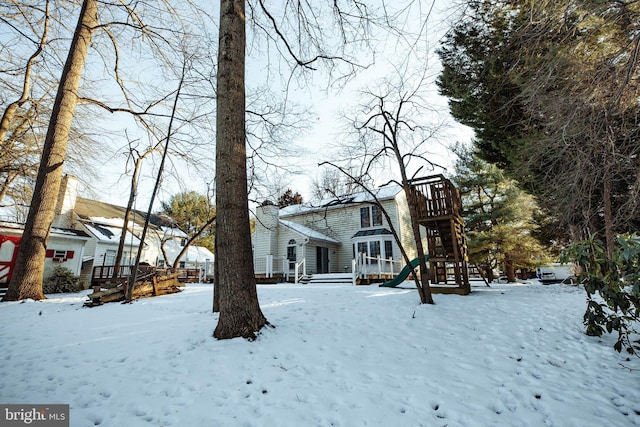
<box><xmin>379</xmin><ymin>255</ymin><xmax>429</xmax><ymax>287</ymax></box>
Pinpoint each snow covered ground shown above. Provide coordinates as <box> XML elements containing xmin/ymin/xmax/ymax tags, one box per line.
<box><xmin>0</xmin><ymin>280</ymin><xmax>638</xmax><ymax>427</ymax></box>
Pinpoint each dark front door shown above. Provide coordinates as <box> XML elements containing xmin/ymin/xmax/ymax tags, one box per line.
<box><xmin>316</xmin><ymin>246</ymin><xmax>329</xmax><ymax>274</ymax></box>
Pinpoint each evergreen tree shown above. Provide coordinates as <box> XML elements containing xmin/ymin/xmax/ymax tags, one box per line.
<box><xmin>453</xmin><ymin>146</ymin><xmax>547</xmax><ymax>282</ymax></box>
<box><xmin>161</xmin><ymin>191</ymin><xmax>216</xmax><ymax>253</ymax></box>
<box><xmin>438</xmin><ymin>0</ymin><xmax>640</xmax><ymax>251</ymax></box>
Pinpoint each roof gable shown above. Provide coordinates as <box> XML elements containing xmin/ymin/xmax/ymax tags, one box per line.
<box><xmin>279</xmin><ymin>219</ymin><xmax>340</xmax><ymax>244</ymax></box>
<box><xmin>75</xmin><ymin>197</ymin><xmax>176</xmax><ymax>229</ymax></box>
<box><xmin>279</xmin><ymin>185</ymin><xmax>402</xmax><ymax>217</ymax></box>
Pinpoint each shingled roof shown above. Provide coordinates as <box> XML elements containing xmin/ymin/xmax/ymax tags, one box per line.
<box><xmin>74</xmin><ymin>197</ymin><xmax>176</xmax><ymax>229</ymax></box>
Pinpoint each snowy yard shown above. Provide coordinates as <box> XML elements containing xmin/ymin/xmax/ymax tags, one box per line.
<box><xmin>0</xmin><ymin>280</ymin><xmax>638</xmax><ymax>427</ymax></box>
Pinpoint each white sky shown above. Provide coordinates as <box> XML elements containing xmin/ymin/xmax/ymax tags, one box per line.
<box><xmin>1</xmin><ymin>280</ymin><xmax>638</xmax><ymax>426</ymax></box>
<box><xmin>77</xmin><ymin>0</ymin><xmax>474</xmax><ymax>212</ymax></box>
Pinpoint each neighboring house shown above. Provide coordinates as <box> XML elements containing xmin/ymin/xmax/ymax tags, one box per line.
<box><xmin>0</xmin><ymin>221</ymin><xmax>90</xmax><ymax>296</ymax></box>
<box><xmin>160</xmin><ymin>241</ymin><xmax>215</xmax><ymax>270</ymax></box>
<box><xmin>1</xmin><ymin>174</ymin><xmax>214</xmax><ymax>291</ymax></box>
<box><xmin>56</xmin><ymin>176</ymin><xmax>214</xmax><ymax>284</ymax></box>
<box><xmin>252</xmin><ymin>185</ymin><xmax>426</xmax><ymax>283</ymax></box>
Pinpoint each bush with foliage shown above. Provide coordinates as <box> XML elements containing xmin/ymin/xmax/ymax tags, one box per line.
<box><xmin>43</xmin><ymin>266</ymin><xmax>83</xmax><ymax>294</ymax></box>
<box><xmin>563</xmin><ymin>235</ymin><xmax>640</xmax><ymax>355</ymax></box>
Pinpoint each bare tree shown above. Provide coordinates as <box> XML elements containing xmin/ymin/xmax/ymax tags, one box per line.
<box><xmin>320</xmin><ymin>160</ymin><xmax>429</xmax><ymax>300</ymax></box>
<box><xmin>332</xmin><ymin>81</ymin><xmax>446</xmax><ymax>303</ymax></box>
<box><xmin>0</xmin><ymin>1</ymin><xmax>106</xmax><ymax>215</ymax></box>
<box><xmin>0</xmin><ymin>2</ymin><xmax>50</xmax><ymax>215</ymax></box>
<box><xmin>3</xmin><ymin>0</ymin><xmax>98</xmax><ymax>301</ymax></box>
<box><xmin>111</xmin><ymin>138</ymin><xmax>160</xmax><ymax>281</ymax></box>
<box><xmin>310</xmin><ymin>167</ymin><xmax>363</xmax><ymax>201</ymax></box>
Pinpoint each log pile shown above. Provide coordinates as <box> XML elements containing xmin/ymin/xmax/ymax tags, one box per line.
<box><xmin>84</xmin><ymin>272</ymin><xmax>183</xmax><ymax>307</ymax></box>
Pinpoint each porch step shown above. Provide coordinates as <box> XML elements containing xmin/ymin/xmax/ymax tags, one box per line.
<box><xmin>306</xmin><ymin>273</ymin><xmax>353</xmax><ymax>285</ymax></box>
<box><xmin>299</xmin><ymin>275</ymin><xmax>312</xmax><ymax>284</ymax></box>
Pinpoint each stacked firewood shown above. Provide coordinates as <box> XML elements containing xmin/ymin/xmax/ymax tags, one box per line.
<box><xmin>84</xmin><ymin>272</ymin><xmax>182</xmax><ymax>307</ymax></box>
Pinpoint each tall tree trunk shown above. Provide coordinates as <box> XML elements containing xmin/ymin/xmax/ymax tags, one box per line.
<box><xmin>213</xmin><ymin>230</ymin><xmax>220</xmax><ymax>313</ymax></box>
<box><xmin>213</xmin><ymin>0</ymin><xmax>268</xmax><ymax>338</ymax></box>
<box><xmin>505</xmin><ymin>253</ymin><xmax>516</xmax><ymax>282</ymax></box>
<box><xmin>603</xmin><ymin>127</ymin><xmax>615</xmax><ymax>257</ymax></box>
<box><xmin>405</xmin><ymin>186</ymin><xmax>434</xmax><ymax>304</ymax></box>
<box><xmin>113</xmin><ymin>156</ymin><xmax>143</xmax><ymax>281</ymax></box>
<box><xmin>3</xmin><ymin>0</ymin><xmax>97</xmax><ymax>301</ymax></box>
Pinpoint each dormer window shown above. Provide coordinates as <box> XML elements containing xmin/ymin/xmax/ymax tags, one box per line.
<box><xmin>360</xmin><ymin>205</ymin><xmax>382</xmax><ymax>228</ymax></box>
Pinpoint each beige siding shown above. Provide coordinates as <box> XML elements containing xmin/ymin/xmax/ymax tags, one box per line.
<box><xmin>281</xmin><ymin>196</ymin><xmax>412</xmax><ymax>272</ymax></box>
<box><xmin>253</xmin><ymin>206</ymin><xmax>279</xmax><ymax>258</ymax></box>
<box><xmin>252</xmin><ymin>187</ymin><xmax>433</xmax><ymax>275</ymax></box>
<box><xmin>394</xmin><ymin>192</ymin><xmax>417</xmax><ymax>259</ymax></box>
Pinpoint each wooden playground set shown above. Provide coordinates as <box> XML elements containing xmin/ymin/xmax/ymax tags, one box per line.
<box><xmin>380</xmin><ymin>174</ymin><xmax>471</xmax><ymax>295</ymax></box>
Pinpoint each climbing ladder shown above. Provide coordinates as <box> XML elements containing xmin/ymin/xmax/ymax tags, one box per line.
<box><xmin>410</xmin><ymin>175</ymin><xmax>470</xmax><ymax>295</ymax></box>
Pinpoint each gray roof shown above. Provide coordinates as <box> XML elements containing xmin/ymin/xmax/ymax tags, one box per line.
<box><xmin>0</xmin><ymin>221</ymin><xmax>90</xmax><ymax>240</ymax></box>
<box><xmin>279</xmin><ymin>185</ymin><xmax>402</xmax><ymax>217</ymax></box>
<box><xmin>279</xmin><ymin>220</ymin><xmax>340</xmax><ymax>244</ymax></box>
<box><xmin>352</xmin><ymin>228</ymin><xmax>393</xmax><ymax>238</ymax></box>
<box><xmin>75</xmin><ymin>197</ymin><xmax>176</xmax><ymax>229</ymax></box>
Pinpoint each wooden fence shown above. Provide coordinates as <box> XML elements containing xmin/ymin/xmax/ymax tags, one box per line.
<box><xmin>91</xmin><ymin>265</ymin><xmax>210</xmax><ymax>287</ymax></box>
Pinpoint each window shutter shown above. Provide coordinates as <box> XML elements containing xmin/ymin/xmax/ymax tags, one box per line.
<box><xmin>46</xmin><ymin>249</ymin><xmax>54</xmax><ymax>258</ymax></box>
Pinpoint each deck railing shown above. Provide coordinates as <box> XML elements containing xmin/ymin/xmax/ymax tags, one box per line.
<box><xmin>352</xmin><ymin>253</ymin><xmax>402</xmax><ymax>285</ymax></box>
<box><xmin>409</xmin><ymin>175</ymin><xmax>463</xmax><ymax>220</ymax></box>
<box><xmin>91</xmin><ymin>264</ymin><xmax>213</xmax><ymax>286</ymax></box>
<box><xmin>294</xmin><ymin>258</ymin><xmax>307</xmax><ymax>284</ymax></box>
<box><xmin>254</xmin><ymin>255</ymin><xmax>288</xmax><ymax>279</ymax></box>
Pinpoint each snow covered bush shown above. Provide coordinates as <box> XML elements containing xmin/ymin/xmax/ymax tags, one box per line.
<box><xmin>43</xmin><ymin>266</ymin><xmax>82</xmax><ymax>294</ymax></box>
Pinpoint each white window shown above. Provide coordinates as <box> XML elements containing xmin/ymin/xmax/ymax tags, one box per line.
<box><xmin>357</xmin><ymin>242</ymin><xmax>368</xmax><ymax>258</ymax></box>
<box><xmin>353</xmin><ymin>239</ymin><xmax>394</xmax><ymax>263</ymax></box>
<box><xmin>370</xmin><ymin>241</ymin><xmax>381</xmax><ymax>259</ymax></box>
<box><xmin>360</xmin><ymin>205</ymin><xmax>383</xmax><ymax>228</ymax></box>
<box><xmin>121</xmin><ymin>251</ymin><xmax>133</xmax><ymax>266</ymax></box>
<box><xmin>104</xmin><ymin>250</ymin><xmax>116</xmax><ymax>265</ymax></box>
<box><xmin>54</xmin><ymin>249</ymin><xmax>66</xmax><ymax>259</ymax></box>
<box><xmin>384</xmin><ymin>240</ymin><xmax>393</xmax><ymax>259</ymax></box>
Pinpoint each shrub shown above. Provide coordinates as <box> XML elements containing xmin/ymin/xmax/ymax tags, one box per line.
<box><xmin>43</xmin><ymin>265</ymin><xmax>83</xmax><ymax>294</ymax></box>
<box><xmin>563</xmin><ymin>235</ymin><xmax>640</xmax><ymax>355</ymax></box>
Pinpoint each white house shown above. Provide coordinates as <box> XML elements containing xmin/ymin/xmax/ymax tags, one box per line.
<box><xmin>0</xmin><ymin>221</ymin><xmax>90</xmax><ymax>296</ymax></box>
<box><xmin>252</xmin><ymin>185</ymin><xmax>427</xmax><ymax>284</ymax></box>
